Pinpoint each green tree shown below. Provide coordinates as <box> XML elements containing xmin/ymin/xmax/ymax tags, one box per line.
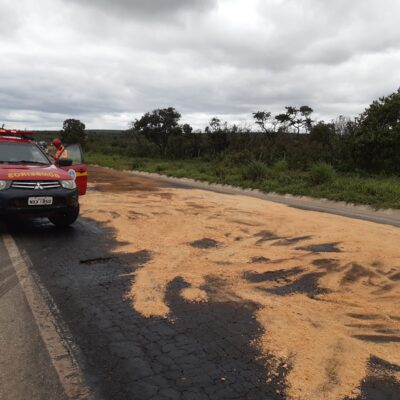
<box><xmin>310</xmin><ymin>121</ymin><xmax>335</xmax><ymax>146</ymax></box>
<box><xmin>252</xmin><ymin>111</ymin><xmax>277</xmax><ymax>138</ymax></box>
<box><xmin>205</xmin><ymin>117</ymin><xmax>230</xmax><ymax>154</ymax></box>
<box><xmin>358</xmin><ymin>89</ymin><xmax>400</xmax><ymax>132</ymax></box>
<box><xmin>182</xmin><ymin>123</ymin><xmax>193</xmax><ymax>135</ymax></box>
<box><xmin>252</xmin><ymin>111</ymin><xmax>281</xmax><ymax>163</ymax></box>
<box><xmin>275</xmin><ymin>106</ymin><xmax>314</xmax><ymax>134</ymax></box>
<box><xmin>61</xmin><ymin>119</ymin><xmax>86</xmax><ymax>145</ymax></box>
<box><xmin>132</xmin><ymin>107</ymin><xmax>182</xmax><ymax>156</ymax></box>
<box><xmin>352</xmin><ymin>89</ymin><xmax>400</xmax><ymax>172</ymax></box>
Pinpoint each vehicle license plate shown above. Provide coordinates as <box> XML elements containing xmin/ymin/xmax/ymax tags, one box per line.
<box><xmin>28</xmin><ymin>197</ymin><xmax>53</xmax><ymax>206</ymax></box>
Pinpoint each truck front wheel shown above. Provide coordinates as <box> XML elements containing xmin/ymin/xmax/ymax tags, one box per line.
<box><xmin>49</xmin><ymin>205</ymin><xmax>80</xmax><ymax>227</ymax></box>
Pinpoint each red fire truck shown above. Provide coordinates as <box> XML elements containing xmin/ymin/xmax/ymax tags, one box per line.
<box><xmin>0</xmin><ymin>129</ymin><xmax>88</xmax><ymax>226</ymax></box>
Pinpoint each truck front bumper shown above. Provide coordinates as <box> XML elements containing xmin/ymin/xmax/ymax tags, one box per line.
<box><xmin>0</xmin><ymin>188</ymin><xmax>79</xmax><ymax>217</ymax></box>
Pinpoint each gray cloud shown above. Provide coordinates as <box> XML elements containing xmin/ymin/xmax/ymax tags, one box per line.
<box><xmin>71</xmin><ymin>0</ymin><xmax>217</xmax><ymax>20</ymax></box>
<box><xmin>0</xmin><ymin>0</ymin><xmax>399</xmax><ymax>130</ymax></box>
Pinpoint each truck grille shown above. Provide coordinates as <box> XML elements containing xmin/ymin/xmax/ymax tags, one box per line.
<box><xmin>11</xmin><ymin>181</ymin><xmax>61</xmax><ymax>190</ymax></box>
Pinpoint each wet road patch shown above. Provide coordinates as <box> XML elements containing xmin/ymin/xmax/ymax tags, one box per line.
<box><xmin>341</xmin><ymin>263</ymin><xmax>377</xmax><ymax>284</ymax></box>
<box><xmin>250</xmin><ymin>256</ymin><xmax>271</xmax><ymax>264</ymax></box>
<box><xmin>312</xmin><ymin>258</ymin><xmax>340</xmax><ymax>270</ymax></box>
<box><xmin>128</xmin><ymin>211</ymin><xmax>146</xmax><ymax>220</ymax></box>
<box><xmin>345</xmin><ymin>323</ymin><xmax>387</xmax><ymax>330</ymax></box>
<box><xmin>260</xmin><ymin>272</ymin><xmax>331</xmax><ymax>298</ymax></box>
<box><xmin>164</xmin><ymin>276</ymin><xmax>288</xmax><ymax>399</ymax></box>
<box><xmin>369</xmin><ymin>356</ymin><xmax>400</xmax><ymax>372</ymax></box>
<box><xmin>253</xmin><ymin>230</ymin><xmax>281</xmax><ymax>245</ymax></box>
<box><xmin>244</xmin><ymin>267</ymin><xmax>304</xmax><ymax>283</ymax></box>
<box><xmin>295</xmin><ymin>242</ymin><xmax>342</xmax><ymax>253</ymax></box>
<box><xmin>229</xmin><ymin>219</ymin><xmax>263</xmax><ymax>227</ymax></box>
<box><xmin>389</xmin><ymin>272</ymin><xmax>400</xmax><ymax>281</ymax></box>
<box><xmin>348</xmin><ymin>313</ymin><xmax>382</xmax><ymax>321</ymax></box>
<box><xmin>353</xmin><ymin>335</ymin><xmax>400</xmax><ymax>343</ymax></box>
<box><xmin>346</xmin><ymin>356</ymin><xmax>400</xmax><ymax>400</ymax></box>
<box><xmin>185</xmin><ymin>202</ymin><xmax>208</xmax><ymax>209</ymax></box>
<box><xmin>80</xmin><ymin>256</ymin><xmax>118</xmax><ymax>265</ymax></box>
<box><xmin>189</xmin><ymin>238</ymin><xmax>220</xmax><ymax>249</ymax></box>
<box><xmin>272</xmin><ymin>236</ymin><xmax>313</xmax><ymax>246</ymax></box>
<box><xmin>374</xmin><ymin>328</ymin><xmax>400</xmax><ymax>335</ymax></box>
<box><xmin>214</xmin><ymin>261</ymin><xmax>234</xmax><ymax>266</ymax></box>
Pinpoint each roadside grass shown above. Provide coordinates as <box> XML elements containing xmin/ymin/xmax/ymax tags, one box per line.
<box><xmin>85</xmin><ymin>152</ymin><xmax>132</xmax><ymax>170</ymax></box>
<box><xmin>85</xmin><ymin>152</ymin><xmax>400</xmax><ymax>210</ymax></box>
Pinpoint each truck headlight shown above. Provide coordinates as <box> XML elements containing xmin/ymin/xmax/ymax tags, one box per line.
<box><xmin>61</xmin><ymin>180</ymin><xmax>77</xmax><ymax>190</ymax></box>
<box><xmin>0</xmin><ymin>180</ymin><xmax>11</xmax><ymax>191</ymax></box>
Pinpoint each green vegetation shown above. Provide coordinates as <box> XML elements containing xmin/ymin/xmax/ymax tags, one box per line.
<box><xmin>61</xmin><ymin>119</ymin><xmax>86</xmax><ymax>145</ymax></box>
<box><xmin>39</xmin><ymin>88</ymin><xmax>400</xmax><ymax>209</ymax></box>
<box><xmin>85</xmin><ymin>152</ymin><xmax>400</xmax><ymax>210</ymax></box>
<box><xmin>85</xmin><ymin>152</ymin><xmax>132</xmax><ymax>170</ymax></box>
<box><xmin>309</xmin><ymin>163</ymin><xmax>335</xmax><ymax>185</ymax></box>
<box><xmin>242</xmin><ymin>161</ymin><xmax>268</xmax><ymax>182</ymax></box>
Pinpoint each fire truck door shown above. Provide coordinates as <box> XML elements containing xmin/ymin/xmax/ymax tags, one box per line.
<box><xmin>60</xmin><ymin>144</ymin><xmax>88</xmax><ymax>195</ymax></box>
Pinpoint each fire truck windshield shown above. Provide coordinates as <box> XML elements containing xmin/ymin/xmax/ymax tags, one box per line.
<box><xmin>0</xmin><ymin>142</ymin><xmax>50</xmax><ymax>165</ymax></box>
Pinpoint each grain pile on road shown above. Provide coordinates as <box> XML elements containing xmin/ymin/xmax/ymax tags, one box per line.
<box><xmin>82</xmin><ymin>166</ymin><xmax>400</xmax><ymax>400</ymax></box>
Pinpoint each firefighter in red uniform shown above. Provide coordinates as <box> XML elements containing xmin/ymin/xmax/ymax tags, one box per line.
<box><xmin>52</xmin><ymin>138</ymin><xmax>68</xmax><ymax>160</ymax></box>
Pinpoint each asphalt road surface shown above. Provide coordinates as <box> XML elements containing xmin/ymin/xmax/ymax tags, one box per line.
<box><xmin>1</xmin><ymin>167</ymin><xmax>399</xmax><ymax>400</ymax></box>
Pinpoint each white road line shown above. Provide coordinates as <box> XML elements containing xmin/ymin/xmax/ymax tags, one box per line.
<box><xmin>2</xmin><ymin>231</ymin><xmax>95</xmax><ymax>400</ymax></box>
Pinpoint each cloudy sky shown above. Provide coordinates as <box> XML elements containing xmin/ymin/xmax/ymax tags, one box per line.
<box><xmin>1</xmin><ymin>0</ymin><xmax>399</xmax><ymax>130</ymax></box>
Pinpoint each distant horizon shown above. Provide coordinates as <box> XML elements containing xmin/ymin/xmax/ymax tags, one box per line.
<box><xmin>3</xmin><ymin>101</ymin><xmax>365</xmax><ymax>132</ymax></box>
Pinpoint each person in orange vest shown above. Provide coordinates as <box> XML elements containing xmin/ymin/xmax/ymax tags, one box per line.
<box><xmin>52</xmin><ymin>138</ymin><xmax>68</xmax><ymax>160</ymax></box>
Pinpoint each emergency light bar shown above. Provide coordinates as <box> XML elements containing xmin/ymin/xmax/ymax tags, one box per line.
<box><xmin>0</xmin><ymin>129</ymin><xmax>34</xmax><ymax>138</ymax></box>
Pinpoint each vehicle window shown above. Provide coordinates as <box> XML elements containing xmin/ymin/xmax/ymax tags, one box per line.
<box><xmin>0</xmin><ymin>142</ymin><xmax>50</xmax><ymax>165</ymax></box>
<box><xmin>62</xmin><ymin>144</ymin><xmax>84</xmax><ymax>165</ymax></box>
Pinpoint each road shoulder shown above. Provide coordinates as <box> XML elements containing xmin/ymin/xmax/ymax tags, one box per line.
<box><xmin>1</xmin><ymin>227</ymin><xmax>94</xmax><ymax>400</ymax></box>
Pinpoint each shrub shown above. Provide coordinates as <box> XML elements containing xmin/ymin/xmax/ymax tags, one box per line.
<box><xmin>131</xmin><ymin>160</ymin><xmax>143</xmax><ymax>170</ymax></box>
<box><xmin>242</xmin><ymin>161</ymin><xmax>268</xmax><ymax>182</ymax></box>
<box><xmin>273</xmin><ymin>159</ymin><xmax>289</xmax><ymax>172</ymax></box>
<box><xmin>225</xmin><ymin>150</ymin><xmax>253</xmax><ymax>166</ymax></box>
<box><xmin>214</xmin><ymin>163</ymin><xmax>227</xmax><ymax>179</ymax></box>
<box><xmin>309</xmin><ymin>163</ymin><xmax>335</xmax><ymax>185</ymax></box>
<box><xmin>155</xmin><ymin>164</ymin><xmax>167</xmax><ymax>172</ymax></box>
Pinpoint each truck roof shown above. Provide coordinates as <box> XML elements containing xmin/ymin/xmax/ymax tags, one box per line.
<box><xmin>0</xmin><ymin>129</ymin><xmax>35</xmax><ymax>144</ymax></box>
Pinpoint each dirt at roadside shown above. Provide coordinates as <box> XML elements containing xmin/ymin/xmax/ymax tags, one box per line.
<box><xmin>87</xmin><ymin>165</ymin><xmax>170</xmax><ymax>193</ymax></box>
<box><xmin>82</xmin><ymin>166</ymin><xmax>400</xmax><ymax>400</ymax></box>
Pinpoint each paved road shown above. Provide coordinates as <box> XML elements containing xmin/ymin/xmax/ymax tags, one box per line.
<box><xmin>0</xmin><ymin>227</ymin><xmax>67</xmax><ymax>400</ymax></box>
<box><xmin>1</xmin><ymin>217</ymin><xmax>283</xmax><ymax>400</ymax></box>
<box><xmin>1</xmin><ymin>170</ymin><xmax>399</xmax><ymax>400</ymax></box>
